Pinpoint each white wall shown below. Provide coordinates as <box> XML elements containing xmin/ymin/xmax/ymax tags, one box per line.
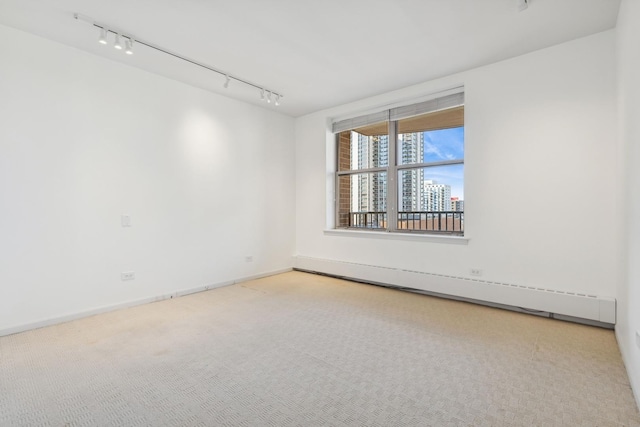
<box><xmin>295</xmin><ymin>30</ymin><xmax>618</xmax><ymax>300</ymax></box>
<box><xmin>0</xmin><ymin>24</ymin><xmax>296</xmax><ymax>333</ymax></box>
<box><xmin>616</xmin><ymin>0</ymin><xmax>640</xmax><ymax>406</ymax></box>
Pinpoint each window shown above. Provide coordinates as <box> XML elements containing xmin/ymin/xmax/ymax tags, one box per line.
<box><xmin>334</xmin><ymin>91</ymin><xmax>464</xmax><ymax>235</ymax></box>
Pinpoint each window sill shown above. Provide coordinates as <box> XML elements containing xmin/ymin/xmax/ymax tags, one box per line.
<box><xmin>323</xmin><ymin>229</ymin><xmax>469</xmax><ymax>245</ymax></box>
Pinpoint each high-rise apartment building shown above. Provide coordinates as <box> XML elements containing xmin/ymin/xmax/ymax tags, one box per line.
<box><xmin>352</xmin><ymin>133</ymin><xmax>388</xmax><ymax>212</ymax></box>
<box><xmin>423</xmin><ymin>180</ymin><xmax>452</xmax><ymax>212</ymax></box>
<box><xmin>399</xmin><ymin>132</ymin><xmax>424</xmax><ymax>212</ymax></box>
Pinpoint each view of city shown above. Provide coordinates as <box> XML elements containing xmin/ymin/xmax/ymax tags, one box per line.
<box><xmin>350</xmin><ymin>126</ymin><xmax>464</xmax><ymax>216</ymax></box>
<box><xmin>336</xmin><ymin>103</ymin><xmax>464</xmax><ymax>233</ymax></box>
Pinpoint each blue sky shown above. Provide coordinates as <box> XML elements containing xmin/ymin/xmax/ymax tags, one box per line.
<box><xmin>422</xmin><ymin>127</ymin><xmax>464</xmax><ymax>198</ymax></box>
<box><xmin>423</xmin><ymin>127</ymin><xmax>464</xmax><ymax>162</ymax></box>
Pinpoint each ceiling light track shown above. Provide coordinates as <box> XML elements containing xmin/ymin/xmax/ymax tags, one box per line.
<box><xmin>74</xmin><ymin>13</ymin><xmax>283</xmax><ymax>105</ymax></box>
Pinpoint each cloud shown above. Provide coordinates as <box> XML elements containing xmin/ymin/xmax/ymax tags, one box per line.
<box><xmin>424</xmin><ymin>139</ymin><xmax>447</xmax><ymax>160</ymax></box>
<box><xmin>423</xmin><ymin>127</ymin><xmax>464</xmax><ymax>162</ymax></box>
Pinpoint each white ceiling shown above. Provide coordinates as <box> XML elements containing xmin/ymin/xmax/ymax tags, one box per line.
<box><xmin>0</xmin><ymin>0</ymin><xmax>621</xmax><ymax>117</ymax></box>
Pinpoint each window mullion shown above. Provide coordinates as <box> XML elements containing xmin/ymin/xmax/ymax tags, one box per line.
<box><xmin>387</xmin><ymin>120</ymin><xmax>398</xmax><ymax>231</ymax></box>
<box><xmin>336</xmin><ymin>166</ymin><xmax>388</xmax><ymax>176</ymax></box>
<box><xmin>397</xmin><ymin>159</ymin><xmax>463</xmax><ymax>171</ymax></box>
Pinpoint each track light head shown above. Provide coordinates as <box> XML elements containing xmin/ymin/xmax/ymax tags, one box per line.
<box><xmin>267</xmin><ymin>91</ymin><xmax>272</xmax><ymax>104</ymax></box>
<box><xmin>114</xmin><ymin>33</ymin><xmax>123</xmax><ymax>50</ymax></box>
<box><xmin>260</xmin><ymin>89</ymin><xmax>265</xmax><ymax>101</ymax></box>
<box><xmin>275</xmin><ymin>95</ymin><xmax>280</xmax><ymax>106</ymax></box>
<box><xmin>125</xmin><ymin>38</ymin><xmax>133</xmax><ymax>55</ymax></box>
<box><xmin>98</xmin><ymin>27</ymin><xmax>108</xmax><ymax>45</ymax></box>
<box><xmin>224</xmin><ymin>75</ymin><xmax>230</xmax><ymax>89</ymax></box>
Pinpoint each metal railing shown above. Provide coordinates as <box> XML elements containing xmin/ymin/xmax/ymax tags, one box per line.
<box><xmin>397</xmin><ymin>211</ymin><xmax>464</xmax><ymax>233</ymax></box>
<box><xmin>345</xmin><ymin>211</ymin><xmax>464</xmax><ymax>234</ymax></box>
<box><xmin>348</xmin><ymin>212</ymin><xmax>388</xmax><ymax>229</ymax></box>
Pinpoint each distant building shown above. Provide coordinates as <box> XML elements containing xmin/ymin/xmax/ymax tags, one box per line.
<box><xmin>352</xmin><ymin>131</ymin><xmax>462</xmax><ymax>213</ymax></box>
<box><xmin>423</xmin><ymin>180</ymin><xmax>451</xmax><ymax>212</ymax></box>
<box><xmin>451</xmin><ymin>197</ymin><xmax>464</xmax><ymax>212</ymax></box>
<box><xmin>399</xmin><ymin>132</ymin><xmax>424</xmax><ymax>212</ymax></box>
<box><xmin>352</xmin><ymin>133</ymin><xmax>388</xmax><ymax>212</ymax></box>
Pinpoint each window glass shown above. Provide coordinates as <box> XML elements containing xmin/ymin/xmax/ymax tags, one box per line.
<box><xmin>397</xmin><ymin>164</ymin><xmax>464</xmax><ymax>213</ymax></box>
<box><xmin>398</xmin><ymin>108</ymin><xmax>464</xmax><ymax>165</ymax></box>
<box><xmin>337</xmin><ymin>124</ymin><xmax>388</xmax><ymax>172</ymax></box>
<box><xmin>397</xmin><ymin>164</ymin><xmax>464</xmax><ymax>233</ymax></box>
<box><xmin>337</xmin><ymin>173</ymin><xmax>387</xmax><ymax>229</ymax></box>
<box><xmin>335</xmin><ymin>96</ymin><xmax>464</xmax><ymax>235</ymax></box>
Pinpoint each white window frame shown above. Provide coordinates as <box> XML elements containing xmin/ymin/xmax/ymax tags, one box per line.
<box><xmin>333</xmin><ymin>90</ymin><xmax>465</xmax><ymax>236</ymax></box>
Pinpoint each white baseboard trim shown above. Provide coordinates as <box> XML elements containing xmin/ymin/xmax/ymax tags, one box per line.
<box><xmin>0</xmin><ymin>267</ymin><xmax>293</xmax><ymax>338</ymax></box>
<box><xmin>294</xmin><ymin>256</ymin><xmax>616</xmax><ymax>326</ymax></box>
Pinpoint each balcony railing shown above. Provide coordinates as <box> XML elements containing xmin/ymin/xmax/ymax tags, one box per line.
<box><xmin>344</xmin><ymin>211</ymin><xmax>464</xmax><ymax>234</ymax></box>
<box><xmin>348</xmin><ymin>212</ymin><xmax>387</xmax><ymax>229</ymax></box>
<box><xmin>398</xmin><ymin>211</ymin><xmax>464</xmax><ymax>233</ymax></box>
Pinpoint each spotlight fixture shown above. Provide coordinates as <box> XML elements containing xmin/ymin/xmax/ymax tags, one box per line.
<box><xmin>114</xmin><ymin>33</ymin><xmax>123</xmax><ymax>50</ymax></box>
<box><xmin>517</xmin><ymin>0</ymin><xmax>528</xmax><ymax>12</ymax></box>
<box><xmin>74</xmin><ymin>13</ymin><xmax>284</xmax><ymax>107</ymax></box>
<box><xmin>125</xmin><ymin>38</ymin><xmax>133</xmax><ymax>55</ymax></box>
<box><xmin>98</xmin><ymin>27</ymin><xmax>108</xmax><ymax>45</ymax></box>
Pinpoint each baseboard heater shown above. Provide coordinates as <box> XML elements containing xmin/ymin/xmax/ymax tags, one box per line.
<box><xmin>293</xmin><ymin>256</ymin><xmax>616</xmax><ymax>329</ymax></box>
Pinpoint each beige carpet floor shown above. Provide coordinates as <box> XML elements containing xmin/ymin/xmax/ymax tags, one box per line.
<box><xmin>0</xmin><ymin>271</ymin><xmax>638</xmax><ymax>426</ymax></box>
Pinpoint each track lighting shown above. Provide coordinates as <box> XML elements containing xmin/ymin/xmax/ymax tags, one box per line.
<box><xmin>259</xmin><ymin>89</ymin><xmax>280</xmax><ymax>106</ymax></box>
<box><xmin>98</xmin><ymin>27</ymin><xmax>108</xmax><ymax>45</ymax></box>
<box><xmin>76</xmin><ymin>13</ymin><xmax>283</xmax><ymax>107</ymax></box>
<box><xmin>114</xmin><ymin>33</ymin><xmax>123</xmax><ymax>50</ymax></box>
<box><xmin>125</xmin><ymin>38</ymin><xmax>133</xmax><ymax>55</ymax></box>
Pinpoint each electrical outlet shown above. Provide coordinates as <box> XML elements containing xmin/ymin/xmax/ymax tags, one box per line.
<box><xmin>121</xmin><ymin>271</ymin><xmax>135</xmax><ymax>281</ymax></box>
<box><xmin>121</xmin><ymin>214</ymin><xmax>131</xmax><ymax>227</ymax></box>
<box><xmin>470</xmin><ymin>268</ymin><xmax>483</xmax><ymax>277</ymax></box>
<box><xmin>245</xmin><ymin>256</ymin><xmax>253</xmax><ymax>263</ymax></box>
